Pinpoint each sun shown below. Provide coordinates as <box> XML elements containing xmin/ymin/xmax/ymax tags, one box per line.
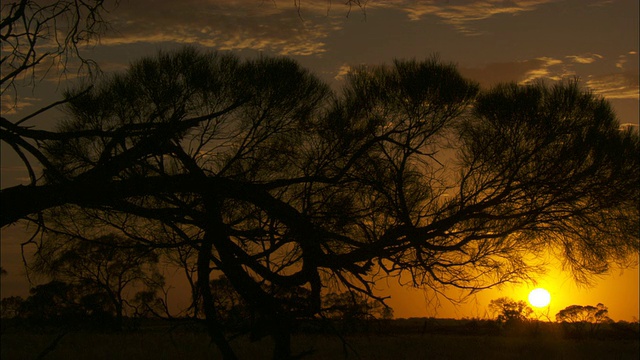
<box><xmin>528</xmin><ymin>288</ymin><xmax>551</xmax><ymax>308</ymax></box>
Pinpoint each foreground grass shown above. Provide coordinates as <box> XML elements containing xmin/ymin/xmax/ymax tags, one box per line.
<box><xmin>2</xmin><ymin>331</ymin><xmax>638</xmax><ymax>360</ymax></box>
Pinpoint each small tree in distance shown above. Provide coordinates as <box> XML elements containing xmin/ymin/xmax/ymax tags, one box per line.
<box><xmin>30</xmin><ymin>234</ymin><xmax>165</xmax><ymax>330</ymax></box>
<box><xmin>323</xmin><ymin>291</ymin><xmax>393</xmax><ymax>333</ymax></box>
<box><xmin>16</xmin><ymin>281</ymin><xmax>97</xmax><ymax>326</ymax></box>
<box><xmin>556</xmin><ymin>303</ymin><xmax>611</xmax><ymax>338</ymax></box>
<box><xmin>489</xmin><ymin>297</ymin><xmax>533</xmax><ymax>325</ymax></box>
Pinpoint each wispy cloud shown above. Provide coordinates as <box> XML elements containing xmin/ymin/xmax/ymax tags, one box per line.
<box><xmin>614</xmin><ymin>51</ymin><xmax>639</xmax><ymax>71</ymax></box>
<box><xmin>587</xmin><ymin>72</ymin><xmax>639</xmax><ymax>100</ymax></box>
<box><xmin>519</xmin><ymin>57</ymin><xmax>565</xmax><ymax>84</ymax></box>
<box><xmin>566</xmin><ymin>53</ymin><xmax>603</xmax><ymax>64</ymax></box>
<box><xmin>89</xmin><ymin>0</ymin><xmax>566</xmax><ymax>53</ymax></box>
<box><xmin>374</xmin><ymin>0</ymin><xmax>557</xmax><ymax>35</ymax></box>
<box><xmin>1</xmin><ymin>95</ymin><xmax>39</xmax><ymax>115</ymax></box>
<box><xmin>459</xmin><ymin>51</ymin><xmax>639</xmax><ymax>101</ymax></box>
<box><xmin>99</xmin><ymin>0</ymin><xmax>342</xmax><ymax>55</ymax></box>
<box><xmin>459</xmin><ymin>57</ymin><xmax>568</xmax><ymax>87</ymax></box>
<box><xmin>334</xmin><ymin>64</ymin><xmax>353</xmax><ymax>81</ymax></box>
<box><xmin>587</xmin><ymin>51</ymin><xmax>639</xmax><ymax>99</ymax></box>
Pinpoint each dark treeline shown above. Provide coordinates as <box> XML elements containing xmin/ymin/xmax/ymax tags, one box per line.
<box><xmin>3</xmin><ymin>297</ymin><xmax>639</xmax><ymax>342</ymax></box>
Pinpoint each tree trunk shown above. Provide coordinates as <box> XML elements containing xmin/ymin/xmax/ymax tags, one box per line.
<box><xmin>115</xmin><ymin>302</ymin><xmax>124</xmax><ymax>331</ymax></box>
<box><xmin>271</xmin><ymin>316</ymin><xmax>292</xmax><ymax>360</ymax></box>
<box><xmin>202</xmin><ymin>197</ymin><xmax>297</xmax><ymax>359</ymax></box>
<box><xmin>197</xmin><ymin>238</ymin><xmax>238</xmax><ymax>360</ymax></box>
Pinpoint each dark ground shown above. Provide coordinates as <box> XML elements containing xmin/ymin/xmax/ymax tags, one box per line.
<box><xmin>2</xmin><ymin>317</ymin><xmax>638</xmax><ymax>359</ymax></box>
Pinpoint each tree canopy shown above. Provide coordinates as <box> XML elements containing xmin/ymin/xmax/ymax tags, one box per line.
<box><xmin>556</xmin><ymin>303</ymin><xmax>610</xmax><ymax>324</ymax></box>
<box><xmin>556</xmin><ymin>303</ymin><xmax>612</xmax><ymax>338</ymax></box>
<box><xmin>1</xmin><ymin>47</ymin><xmax>638</xmax><ymax>359</ymax></box>
<box><xmin>488</xmin><ymin>297</ymin><xmax>533</xmax><ymax>324</ymax></box>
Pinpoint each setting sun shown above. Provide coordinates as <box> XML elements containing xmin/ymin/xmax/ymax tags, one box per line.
<box><xmin>528</xmin><ymin>288</ymin><xmax>551</xmax><ymax>308</ymax></box>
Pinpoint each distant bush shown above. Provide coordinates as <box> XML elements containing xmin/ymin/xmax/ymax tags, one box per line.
<box><xmin>488</xmin><ymin>297</ymin><xmax>536</xmax><ymax>334</ymax></box>
<box><xmin>0</xmin><ymin>281</ymin><xmax>120</xmax><ymax>331</ymax></box>
<box><xmin>556</xmin><ymin>303</ymin><xmax>611</xmax><ymax>339</ymax></box>
<box><xmin>489</xmin><ymin>297</ymin><xmax>533</xmax><ymax>324</ymax></box>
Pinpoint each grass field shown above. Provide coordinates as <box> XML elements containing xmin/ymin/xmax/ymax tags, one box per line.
<box><xmin>2</xmin><ymin>329</ymin><xmax>639</xmax><ymax>360</ymax></box>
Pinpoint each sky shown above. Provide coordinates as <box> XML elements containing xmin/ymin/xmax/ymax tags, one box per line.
<box><xmin>1</xmin><ymin>0</ymin><xmax>638</xmax><ymax>321</ymax></box>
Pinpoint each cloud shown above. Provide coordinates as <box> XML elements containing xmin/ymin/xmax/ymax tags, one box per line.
<box><xmin>566</xmin><ymin>53</ymin><xmax>603</xmax><ymax>64</ymax></box>
<box><xmin>615</xmin><ymin>56</ymin><xmax>627</xmax><ymax>70</ymax></box>
<box><xmin>587</xmin><ymin>72</ymin><xmax>639</xmax><ymax>100</ymax></box>
<box><xmin>587</xmin><ymin>51</ymin><xmax>639</xmax><ymax>99</ymax></box>
<box><xmin>0</xmin><ymin>95</ymin><xmax>39</xmax><ymax>115</ymax></box>
<box><xmin>373</xmin><ymin>0</ymin><xmax>557</xmax><ymax>35</ymax></box>
<box><xmin>460</xmin><ymin>53</ymin><xmax>638</xmax><ymax>100</ymax></box>
<box><xmin>615</xmin><ymin>51</ymin><xmax>638</xmax><ymax>71</ymax></box>
<box><xmin>99</xmin><ymin>0</ymin><xmax>344</xmax><ymax>56</ymax></box>
<box><xmin>459</xmin><ymin>57</ymin><xmax>568</xmax><ymax>87</ymax></box>
<box><xmin>518</xmin><ymin>57</ymin><xmax>565</xmax><ymax>84</ymax></box>
<box><xmin>88</xmin><ymin>0</ymin><xmax>565</xmax><ymax>53</ymax></box>
<box><xmin>334</xmin><ymin>64</ymin><xmax>353</xmax><ymax>81</ymax></box>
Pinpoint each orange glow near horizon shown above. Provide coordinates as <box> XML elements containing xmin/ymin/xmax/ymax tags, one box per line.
<box><xmin>0</xmin><ymin>224</ymin><xmax>637</xmax><ymax>322</ymax></box>
<box><xmin>381</xmin><ymin>255</ymin><xmax>639</xmax><ymax>322</ymax></box>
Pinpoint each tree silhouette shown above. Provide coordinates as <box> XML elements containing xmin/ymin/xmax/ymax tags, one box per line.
<box><xmin>488</xmin><ymin>297</ymin><xmax>533</xmax><ymax>325</ymax></box>
<box><xmin>17</xmin><ymin>281</ymin><xmax>90</xmax><ymax>325</ymax></box>
<box><xmin>1</xmin><ymin>47</ymin><xmax>638</xmax><ymax>359</ymax></box>
<box><xmin>2</xmin><ymin>280</ymin><xmax>119</xmax><ymax>329</ymax></box>
<box><xmin>323</xmin><ymin>291</ymin><xmax>393</xmax><ymax>333</ymax></box>
<box><xmin>556</xmin><ymin>303</ymin><xmax>611</xmax><ymax>337</ymax></box>
<box><xmin>30</xmin><ymin>234</ymin><xmax>164</xmax><ymax>330</ymax></box>
<box><xmin>556</xmin><ymin>303</ymin><xmax>610</xmax><ymax>323</ymax></box>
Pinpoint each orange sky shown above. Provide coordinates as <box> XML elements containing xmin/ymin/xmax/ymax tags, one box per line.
<box><xmin>2</xmin><ymin>223</ymin><xmax>638</xmax><ymax>321</ymax></box>
<box><xmin>381</xmin><ymin>260</ymin><xmax>639</xmax><ymax>322</ymax></box>
<box><xmin>1</xmin><ymin>0</ymin><xmax>638</xmax><ymax>321</ymax></box>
